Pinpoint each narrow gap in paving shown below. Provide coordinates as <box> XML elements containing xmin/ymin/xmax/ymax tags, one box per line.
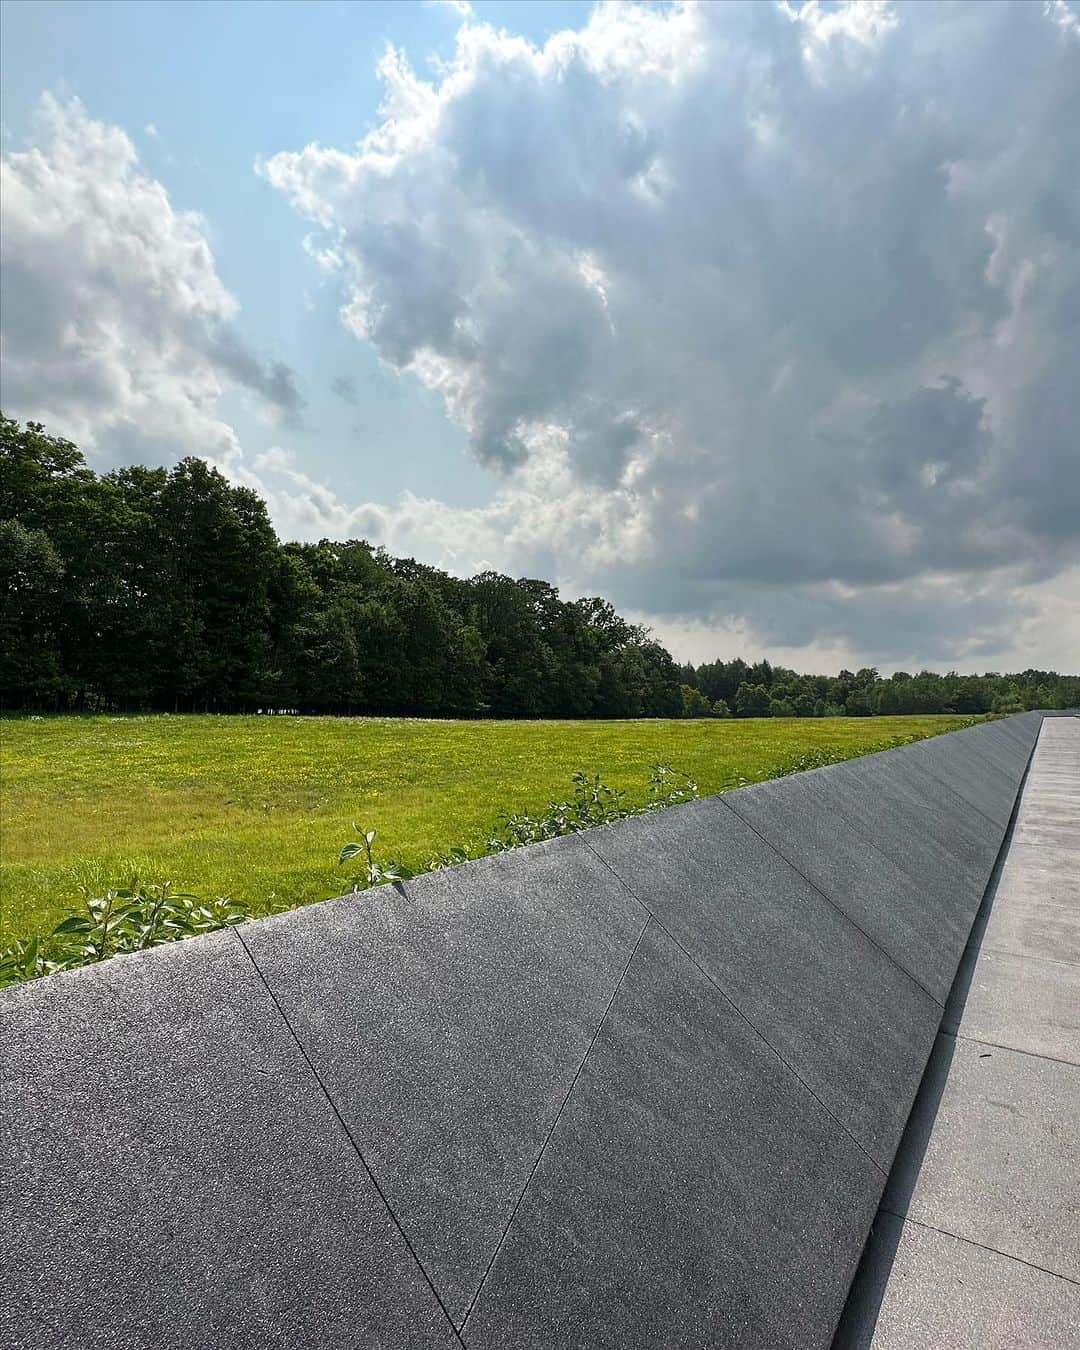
<box><xmin>876</xmin><ymin>1213</ymin><xmax>1080</xmax><ymax>1288</ymax></box>
<box><xmin>937</xmin><ymin>1027</ymin><xmax>1080</xmax><ymax>1070</ymax></box>
<box><xmin>234</xmin><ymin>929</ymin><xmax>468</xmax><ymax>1350</ymax></box>
<box><xmin>458</xmin><ymin>913</ymin><xmax>652</xmax><ymax>1335</ymax></box>
<box><xmin>968</xmin><ymin>944</ymin><xmax>1080</xmax><ymax>970</ymax></box>
<box><xmin>582</xmin><ymin>834</ymin><xmax>889</xmax><ymax>1178</ymax></box>
<box><xmin>830</xmin><ymin>724</ymin><xmax>1044</xmax><ymax>1347</ymax></box>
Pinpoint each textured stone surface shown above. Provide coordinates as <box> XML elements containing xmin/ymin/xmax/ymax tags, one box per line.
<box><xmin>797</xmin><ymin>755</ymin><xmax>1000</xmax><ymax>931</ymax></box>
<box><xmin>979</xmin><ymin>857</ymin><xmax>1080</xmax><ymax>964</ymax></box>
<box><xmin>882</xmin><ymin>1035</ymin><xmax>1080</xmax><ymax>1280</ymax></box>
<box><xmin>1012</xmin><ymin>816</ymin><xmax>1080</xmax><ymax>848</ymax></box>
<box><xmin>586</xmin><ymin>796</ymin><xmax>939</xmax><ymax>1167</ymax></box>
<box><xmin>464</xmin><ymin>923</ymin><xmax>883</xmax><ymax>1350</ymax></box>
<box><xmin>900</xmin><ymin>735</ymin><xmax>1019</xmax><ymax>829</ymax></box>
<box><xmin>977</xmin><ymin>718</ymin><xmax>1038</xmax><ymax>759</ymax></box>
<box><xmin>724</xmin><ymin>770</ymin><xmax>972</xmax><ymax>1002</ymax></box>
<box><xmin>241</xmin><ymin>832</ymin><xmax>646</xmax><ymax>1326</ymax></box>
<box><xmin>0</xmin><ymin>932</ymin><xmax>459</xmax><ymax>1350</ymax></box>
<box><xmin>835</xmin><ymin>1214</ymin><xmax>1080</xmax><ymax>1350</ymax></box>
<box><xmin>970</xmin><ymin>719</ymin><xmax>1040</xmax><ymax>766</ymax></box>
<box><xmin>845</xmin><ymin>748</ymin><xmax>1005</xmax><ymax>877</ymax></box>
<box><xmin>943</xmin><ymin>948</ymin><xmax>1080</xmax><ymax>1063</ymax></box>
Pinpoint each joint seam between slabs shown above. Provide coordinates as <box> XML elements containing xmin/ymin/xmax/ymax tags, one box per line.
<box><xmin>235</xmin><ymin>928</ymin><xmax>468</xmax><ymax>1348</ymax></box>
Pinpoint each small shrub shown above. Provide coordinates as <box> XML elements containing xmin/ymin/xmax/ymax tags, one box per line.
<box><xmin>0</xmin><ymin>882</ymin><xmax>249</xmax><ymax>990</ymax></box>
<box><xmin>338</xmin><ymin>827</ymin><xmax>413</xmax><ymax>892</ymax></box>
<box><xmin>334</xmin><ymin>764</ymin><xmax>700</xmax><ymax>891</ymax></box>
<box><xmin>766</xmin><ymin>730</ymin><xmax>940</xmax><ymax>779</ymax></box>
<box><xmin>488</xmin><ymin>770</ymin><xmax>631</xmax><ymax>851</ymax></box>
<box><xmin>645</xmin><ymin>763</ymin><xmax>700</xmax><ymax>809</ymax></box>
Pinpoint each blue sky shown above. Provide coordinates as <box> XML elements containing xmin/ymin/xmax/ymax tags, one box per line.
<box><xmin>2</xmin><ymin>1</ymin><xmax>1078</xmax><ymax>670</ymax></box>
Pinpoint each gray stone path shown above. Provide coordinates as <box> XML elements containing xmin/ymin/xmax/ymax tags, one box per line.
<box><xmin>836</xmin><ymin>716</ymin><xmax>1080</xmax><ymax>1349</ymax></box>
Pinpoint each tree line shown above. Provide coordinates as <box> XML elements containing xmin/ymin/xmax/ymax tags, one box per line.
<box><xmin>676</xmin><ymin>658</ymin><xmax>1079</xmax><ymax>719</ymax></box>
<box><xmin>0</xmin><ymin>416</ymin><xmax>682</xmax><ymax>717</ymax></box>
<box><xmin>2</xmin><ymin>414</ymin><xmax>1075</xmax><ymax>720</ymax></box>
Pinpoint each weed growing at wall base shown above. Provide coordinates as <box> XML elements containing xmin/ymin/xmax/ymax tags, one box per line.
<box><xmin>1</xmin><ymin>766</ymin><xmax>692</xmax><ymax>987</ymax></box>
<box><xmin>0</xmin><ymin>883</ymin><xmax>249</xmax><ymax>988</ymax></box>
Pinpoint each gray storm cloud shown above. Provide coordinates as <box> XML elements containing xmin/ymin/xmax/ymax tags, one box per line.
<box><xmin>263</xmin><ymin>0</ymin><xmax>1080</xmax><ymax>662</ymax></box>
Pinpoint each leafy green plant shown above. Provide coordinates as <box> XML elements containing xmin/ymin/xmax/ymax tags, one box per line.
<box><xmin>766</xmin><ymin>732</ymin><xmax>926</xmax><ymax>779</ymax></box>
<box><xmin>0</xmin><ymin>882</ymin><xmax>249</xmax><ymax>990</ymax></box>
<box><xmin>338</xmin><ymin>827</ymin><xmax>413</xmax><ymax>892</ymax></box>
<box><xmin>425</xmin><ymin>845</ymin><xmax>477</xmax><ymax>872</ymax></box>
<box><xmin>418</xmin><ymin>764</ymin><xmax>700</xmax><ymax>872</ymax></box>
<box><xmin>645</xmin><ymin>763</ymin><xmax>699</xmax><ymax>809</ymax></box>
<box><xmin>486</xmin><ymin>769</ymin><xmax>630</xmax><ymax>852</ymax></box>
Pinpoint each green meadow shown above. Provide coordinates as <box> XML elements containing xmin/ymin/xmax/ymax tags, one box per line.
<box><xmin>0</xmin><ymin>713</ymin><xmax>975</xmax><ymax>943</ymax></box>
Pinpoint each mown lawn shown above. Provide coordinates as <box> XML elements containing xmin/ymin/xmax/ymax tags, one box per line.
<box><xmin>0</xmin><ymin>712</ymin><xmax>976</xmax><ymax>943</ymax></box>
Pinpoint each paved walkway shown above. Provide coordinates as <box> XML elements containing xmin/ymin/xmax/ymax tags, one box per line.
<box><xmin>837</xmin><ymin>715</ymin><xmax>1080</xmax><ymax>1348</ymax></box>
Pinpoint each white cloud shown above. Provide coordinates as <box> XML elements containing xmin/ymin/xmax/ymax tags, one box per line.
<box><xmin>426</xmin><ymin>0</ymin><xmax>473</xmax><ymax>18</ymax></box>
<box><xmin>0</xmin><ymin>95</ymin><xmax>301</xmax><ymax>466</ymax></box>
<box><xmin>1045</xmin><ymin>1</ymin><xmax>1080</xmax><ymax>39</ymax></box>
<box><xmin>262</xmin><ymin>0</ymin><xmax>1080</xmax><ymax>666</ymax></box>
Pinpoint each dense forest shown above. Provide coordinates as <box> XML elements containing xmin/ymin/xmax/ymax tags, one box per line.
<box><xmin>676</xmin><ymin>659</ymin><xmax>1079</xmax><ymax>719</ymax></box>
<box><xmin>0</xmin><ymin>416</ymin><xmax>683</xmax><ymax>717</ymax></box>
<box><xmin>2</xmin><ymin>415</ymin><xmax>1077</xmax><ymax>719</ymax></box>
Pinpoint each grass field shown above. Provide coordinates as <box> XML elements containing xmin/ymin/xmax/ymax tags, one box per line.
<box><xmin>0</xmin><ymin>712</ymin><xmax>977</xmax><ymax>943</ymax></box>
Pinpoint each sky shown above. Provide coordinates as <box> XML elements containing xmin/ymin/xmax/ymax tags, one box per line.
<box><xmin>2</xmin><ymin>0</ymin><xmax>1078</xmax><ymax>674</ymax></box>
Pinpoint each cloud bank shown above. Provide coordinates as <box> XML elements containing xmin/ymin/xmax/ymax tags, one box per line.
<box><xmin>261</xmin><ymin>0</ymin><xmax>1080</xmax><ymax>666</ymax></box>
<box><xmin>1</xmin><ymin>4</ymin><xmax>1077</xmax><ymax>669</ymax></box>
<box><xmin>0</xmin><ymin>95</ymin><xmax>301</xmax><ymax>465</ymax></box>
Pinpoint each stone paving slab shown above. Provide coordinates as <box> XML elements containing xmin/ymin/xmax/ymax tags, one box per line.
<box><xmin>881</xmin><ymin>1035</ymin><xmax>1080</xmax><ymax>1281</ymax></box>
<box><xmin>918</xmin><ymin>718</ymin><xmax>1042</xmax><ymax>788</ymax></box>
<box><xmin>970</xmin><ymin>719</ymin><xmax>1040</xmax><ymax>763</ymax></box>
<box><xmin>1025</xmin><ymin>790</ymin><xmax>1080</xmax><ymax>809</ymax></box>
<box><xmin>994</xmin><ymin>841</ymin><xmax>1080</xmax><ymax>894</ymax></box>
<box><xmin>586</xmin><ymin>797</ymin><xmax>940</xmax><ymax>1168</ymax></box>
<box><xmin>725</xmin><ymin>771</ymin><xmax>983</xmax><ymax>1003</ymax></box>
<box><xmin>834</xmin><ymin>1213</ymin><xmax>1080</xmax><ymax>1350</ymax></box>
<box><xmin>464</xmin><ymin>923</ymin><xmax>882</xmax><ymax>1350</ymax></box>
<box><xmin>830</xmin><ymin>750</ymin><xmax>996</xmax><ymax>857</ymax></box>
<box><xmin>0</xmin><ymin>932</ymin><xmax>460</xmax><ymax>1350</ymax></box>
<box><xmin>241</xmin><ymin>832</ymin><xmax>646</xmax><ymax>1328</ymax></box>
<box><xmin>901</xmin><ymin>737</ymin><xmax>1019</xmax><ymax>829</ymax></box>
<box><xmin>976</xmin><ymin>715</ymin><xmax>1040</xmax><ymax>755</ymax></box>
<box><xmin>1012</xmin><ymin>818</ymin><xmax>1080</xmax><ymax>849</ymax></box>
<box><xmin>928</xmin><ymin>724</ymin><xmax>1033</xmax><ymax>782</ymax></box>
<box><xmin>806</xmin><ymin>755</ymin><xmax>1002</xmax><ymax>915</ymax></box>
<box><xmin>841</xmin><ymin>713</ymin><xmax>1080</xmax><ymax>1347</ymax></box>
<box><xmin>977</xmin><ymin>882</ymin><xmax>1080</xmax><ymax>966</ymax></box>
<box><xmin>943</xmin><ymin>948</ymin><xmax>1080</xmax><ymax>1063</ymax></box>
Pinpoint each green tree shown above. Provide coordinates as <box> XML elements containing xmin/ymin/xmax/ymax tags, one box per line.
<box><xmin>735</xmin><ymin>682</ymin><xmax>771</xmax><ymax>717</ymax></box>
<box><xmin>681</xmin><ymin>684</ymin><xmax>712</xmax><ymax>718</ymax></box>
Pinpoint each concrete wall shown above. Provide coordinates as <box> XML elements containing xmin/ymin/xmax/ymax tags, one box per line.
<box><xmin>0</xmin><ymin>713</ymin><xmax>1048</xmax><ymax>1349</ymax></box>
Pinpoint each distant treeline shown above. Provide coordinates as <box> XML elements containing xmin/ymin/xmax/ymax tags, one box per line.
<box><xmin>2</xmin><ymin>415</ymin><xmax>1076</xmax><ymax>719</ymax></box>
<box><xmin>677</xmin><ymin>659</ymin><xmax>1079</xmax><ymax>718</ymax></box>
